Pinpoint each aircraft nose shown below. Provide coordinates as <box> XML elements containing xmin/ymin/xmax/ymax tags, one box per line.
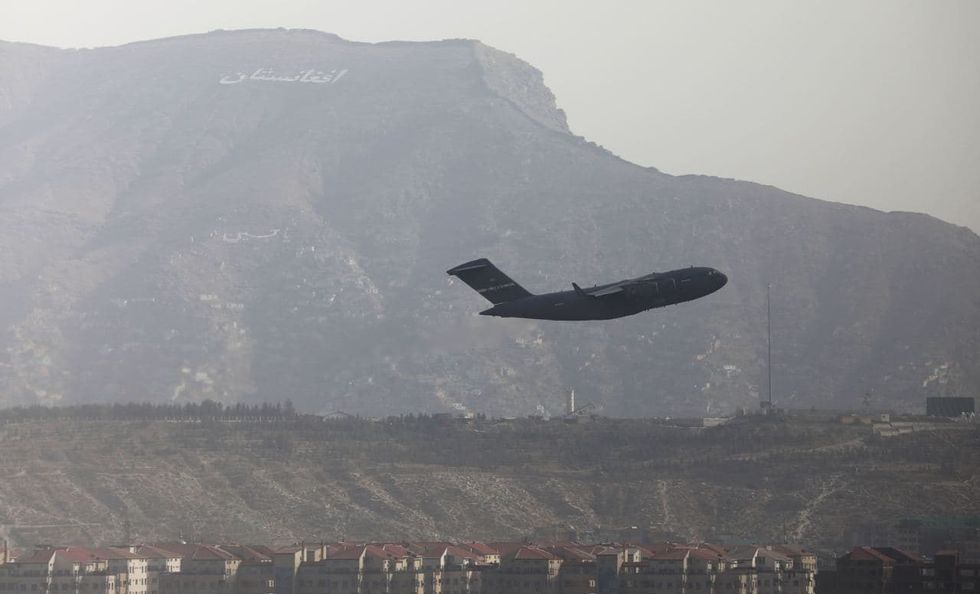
<box><xmin>716</xmin><ymin>270</ymin><xmax>728</xmax><ymax>289</ymax></box>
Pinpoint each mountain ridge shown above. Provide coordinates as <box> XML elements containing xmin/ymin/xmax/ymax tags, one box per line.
<box><xmin>4</xmin><ymin>30</ymin><xmax>973</xmax><ymax>228</ymax></box>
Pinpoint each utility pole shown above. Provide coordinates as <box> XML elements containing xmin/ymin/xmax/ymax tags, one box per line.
<box><xmin>122</xmin><ymin>509</ymin><xmax>131</xmax><ymax>544</ymax></box>
<box><xmin>767</xmin><ymin>283</ymin><xmax>773</xmax><ymax>410</ymax></box>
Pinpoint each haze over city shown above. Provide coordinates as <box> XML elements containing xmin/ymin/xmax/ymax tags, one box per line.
<box><xmin>4</xmin><ymin>0</ymin><xmax>979</xmax><ymax>232</ymax></box>
<box><xmin>1</xmin><ymin>2</ymin><xmax>979</xmax><ymax>591</ymax></box>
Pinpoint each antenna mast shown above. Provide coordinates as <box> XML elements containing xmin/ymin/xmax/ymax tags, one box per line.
<box><xmin>767</xmin><ymin>283</ymin><xmax>773</xmax><ymax>408</ymax></box>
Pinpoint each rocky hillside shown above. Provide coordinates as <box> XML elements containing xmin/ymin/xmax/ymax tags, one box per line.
<box><xmin>0</xmin><ymin>415</ymin><xmax>977</xmax><ymax>552</ymax></box>
<box><xmin>0</xmin><ymin>29</ymin><xmax>977</xmax><ymax>416</ymax></box>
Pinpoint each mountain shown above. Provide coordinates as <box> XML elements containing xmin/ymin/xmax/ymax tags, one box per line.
<box><xmin>0</xmin><ymin>29</ymin><xmax>977</xmax><ymax>416</ymax></box>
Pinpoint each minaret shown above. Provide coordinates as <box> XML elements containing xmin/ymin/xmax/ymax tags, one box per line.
<box><xmin>567</xmin><ymin>389</ymin><xmax>576</xmax><ymax>415</ymax></box>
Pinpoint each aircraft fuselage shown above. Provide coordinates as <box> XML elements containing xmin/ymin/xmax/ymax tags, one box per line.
<box><xmin>447</xmin><ymin>258</ymin><xmax>727</xmax><ymax>322</ymax></box>
<box><xmin>480</xmin><ymin>267</ymin><xmax>727</xmax><ymax>321</ymax></box>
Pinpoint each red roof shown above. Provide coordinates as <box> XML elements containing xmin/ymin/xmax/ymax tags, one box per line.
<box><xmin>686</xmin><ymin>549</ymin><xmax>724</xmax><ymax>561</ymax></box>
<box><xmin>363</xmin><ymin>545</ymin><xmax>391</xmax><ymax>560</ymax></box>
<box><xmin>697</xmin><ymin>543</ymin><xmax>729</xmax><ymax>556</ymax></box>
<box><xmin>380</xmin><ymin>544</ymin><xmax>413</xmax><ymax>558</ymax></box>
<box><xmin>151</xmin><ymin>543</ymin><xmax>201</xmax><ymax>557</ymax></box>
<box><xmin>15</xmin><ymin>549</ymin><xmax>58</xmax><ymax>564</ymax></box>
<box><xmin>759</xmin><ymin>549</ymin><xmax>792</xmax><ymax>563</ymax></box>
<box><xmin>217</xmin><ymin>545</ymin><xmax>271</xmax><ymax>562</ymax></box>
<box><xmin>133</xmin><ymin>545</ymin><xmax>181</xmax><ymax>560</ymax></box>
<box><xmin>444</xmin><ymin>545</ymin><xmax>480</xmax><ymax>562</ymax></box>
<box><xmin>187</xmin><ymin>545</ymin><xmax>236</xmax><ymax>561</ymax></box>
<box><xmin>61</xmin><ymin>549</ymin><xmax>108</xmax><ymax>563</ymax></box>
<box><xmin>725</xmin><ymin>545</ymin><xmax>765</xmax><ymax>562</ymax></box>
<box><xmin>512</xmin><ymin>546</ymin><xmax>559</xmax><ymax>561</ymax></box>
<box><xmin>488</xmin><ymin>542</ymin><xmax>526</xmax><ymax>557</ymax></box>
<box><xmin>410</xmin><ymin>543</ymin><xmax>451</xmax><ymax>558</ymax></box>
<box><xmin>89</xmin><ymin>548</ymin><xmax>141</xmax><ymax>560</ymax></box>
<box><xmin>245</xmin><ymin>545</ymin><xmax>278</xmax><ymax>558</ymax></box>
<box><xmin>771</xmin><ymin>544</ymin><xmax>811</xmax><ymax>557</ymax></box>
<box><xmin>847</xmin><ymin>547</ymin><xmax>896</xmax><ymax>563</ymax></box>
<box><xmin>544</xmin><ymin>545</ymin><xmax>595</xmax><ymax>562</ymax></box>
<box><xmin>327</xmin><ymin>545</ymin><xmax>365</xmax><ymax>560</ymax></box>
<box><xmin>461</xmin><ymin>542</ymin><xmax>499</xmax><ymax>556</ymax></box>
<box><xmin>633</xmin><ymin>542</ymin><xmax>676</xmax><ymax>557</ymax></box>
<box><xmin>18</xmin><ymin>548</ymin><xmax>106</xmax><ymax>564</ymax></box>
<box><xmin>594</xmin><ymin>546</ymin><xmax>623</xmax><ymax>557</ymax></box>
<box><xmin>653</xmin><ymin>549</ymin><xmax>691</xmax><ymax>561</ymax></box>
<box><xmin>871</xmin><ymin>547</ymin><xmax>924</xmax><ymax>564</ymax></box>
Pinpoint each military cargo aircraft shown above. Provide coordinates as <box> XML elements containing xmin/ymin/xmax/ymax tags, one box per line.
<box><xmin>447</xmin><ymin>258</ymin><xmax>727</xmax><ymax>321</ymax></box>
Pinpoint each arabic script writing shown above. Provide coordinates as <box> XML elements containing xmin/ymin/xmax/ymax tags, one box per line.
<box><xmin>221</xmin><ymin>229</ymin><xmax>281</xmax><ymax>243</ymax></box>
<box><xmin>219</xmin><ymin>68</ymin><xmax>348</xmax><ymax>85</ymax></box>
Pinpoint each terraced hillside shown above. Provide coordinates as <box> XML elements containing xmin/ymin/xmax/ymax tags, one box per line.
<box><xmin>0</xmin><ymin>414</ymin><xmax>976</xmax><ymax>552</ymax></box>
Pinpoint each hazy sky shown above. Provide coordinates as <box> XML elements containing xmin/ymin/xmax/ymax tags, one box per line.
<box><xmin>4</xmin><ymin>0</ymin><xmax>979</xmax><ymax>232</ymax></box>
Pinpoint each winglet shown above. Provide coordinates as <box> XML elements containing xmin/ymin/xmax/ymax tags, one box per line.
<box><xmin>572</xmin><ymin>282</ymin><xmax>589</xmax><ymax>298</ymax></box>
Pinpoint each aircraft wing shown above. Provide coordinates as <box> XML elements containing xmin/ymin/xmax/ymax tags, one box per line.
<box><xmin>589</xmin><ymin>285</ymin><xmax>626</xmax><ymax>297</ymax></box>
<box><xmin>573</xmin><ymin>282</ymin><xmax>626</xmax><ymax>298</ymax></box>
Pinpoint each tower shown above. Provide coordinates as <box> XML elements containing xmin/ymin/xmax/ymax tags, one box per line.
<box><xmin>768</xmin><ymin>283</ymin><xmax>772</xmax><ymax>408</ymax></box>
<box><xmin>761</xmin><ymin>283</ymin><xmax>774</xmax><ymax>413</ymax></box>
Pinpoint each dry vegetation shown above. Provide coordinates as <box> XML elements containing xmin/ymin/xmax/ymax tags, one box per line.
<box><xmin>0</xmin><ymin>410</ymin><xmax>977</xmax><ymax>553</ymax></box>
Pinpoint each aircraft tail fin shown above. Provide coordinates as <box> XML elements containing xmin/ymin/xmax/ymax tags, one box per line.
<box><xmin>447</xmin><ymin>258</ymin><xmax>533</xmax><ymax>304</ymax></box>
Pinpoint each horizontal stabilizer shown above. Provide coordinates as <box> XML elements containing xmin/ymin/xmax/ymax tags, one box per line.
<box><xmin>447</xmin><ymin>258</ymin><xmax>533</xmax><ymax>304</ymax></box>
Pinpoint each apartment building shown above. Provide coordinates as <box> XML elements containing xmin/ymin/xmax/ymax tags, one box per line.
<box><xmin>714</xmin><ymin>567</ymin><xmax>759</xmax><ymax>594</ymax></box>
<box><xmin>90</xmin><ymin>549</ymin><xmax>148</xmax><ymax>594</ymax></box>
<box><xmin>724</xmin><ymin>545</ymin><xmax>816</xmax><ymax>594</ymax></box>
<box><xmin>234</xmin><ymin>561</ymin><xmax>273</xmax><ymax>594</ymax></box>
<box><xmin>820</xmin><ymin>546</ymin><xmax>925</xmax><ymax>593</ymax></box>
<box><xmin>157</xmin><ymin>545</ymin><xmax>239</xmax><ymax>594</ymax></box>
<box><xmin>601</xmin><ymin>542</ymin><xmax>816</xmax><ymax>594</ymax></box>
<box><xmin>0</xmin><ymin>548</ymin><xmax>117</xmax><ymax>594</ymax></box>
<box><xmin>131</xmin><ymin>545</ymin><xmax>182</xmax><ymax>594</ymax></box>
<box><xmin>482</xmin><ymin>546</ymin><xmax>561</xmax><ymax>594</ymax></box>
<box><xmin>591</xmin><ymin>546</ymin><xmax>625</xmax><ymax>594</ymax></box>
<box><xmin>619</xmin><ymin>547</ymin><xmax>727</xmax><ymax>594</ymax></box>
<box><xmin>769</xmin><ymin>546</ymin><xmax>816</xmax><ymax>574</ymax></box>
<box><xmin>1</xmin><ymin>540</ymin><xmax>822</xmax><ymax>594</ymax></box>
<box><xmin>414</xmin><ymin>544</ymin><xmax>482</xmax><ymax>594</ymax></box>
<box><xmin>818</xmin><ymin>545</ymin><xmax>980</xmax><ymax>593</ymax></box>
<box><xmin>545</xmin><ymin>545</ymin><xmax>596</xmax><ymax>594</ymax></box>
<box><xmin>291</xmin><ymin>544</ymin><xmax>397</xmax><ymax>594</ymax></box>
<box><xmin>457</xmin><ymin>545</ymin><xmax>498</xmax><ymax>568</ymax></box>
<box><xmin>921</xmin><ymin>549</ymin><xmax>980</xmax><ymax>592</ymax></box>
<box><xmin>379</xmin><ymin>544</ymin><xmax>427</xmax><ymax>594</ymax></box>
